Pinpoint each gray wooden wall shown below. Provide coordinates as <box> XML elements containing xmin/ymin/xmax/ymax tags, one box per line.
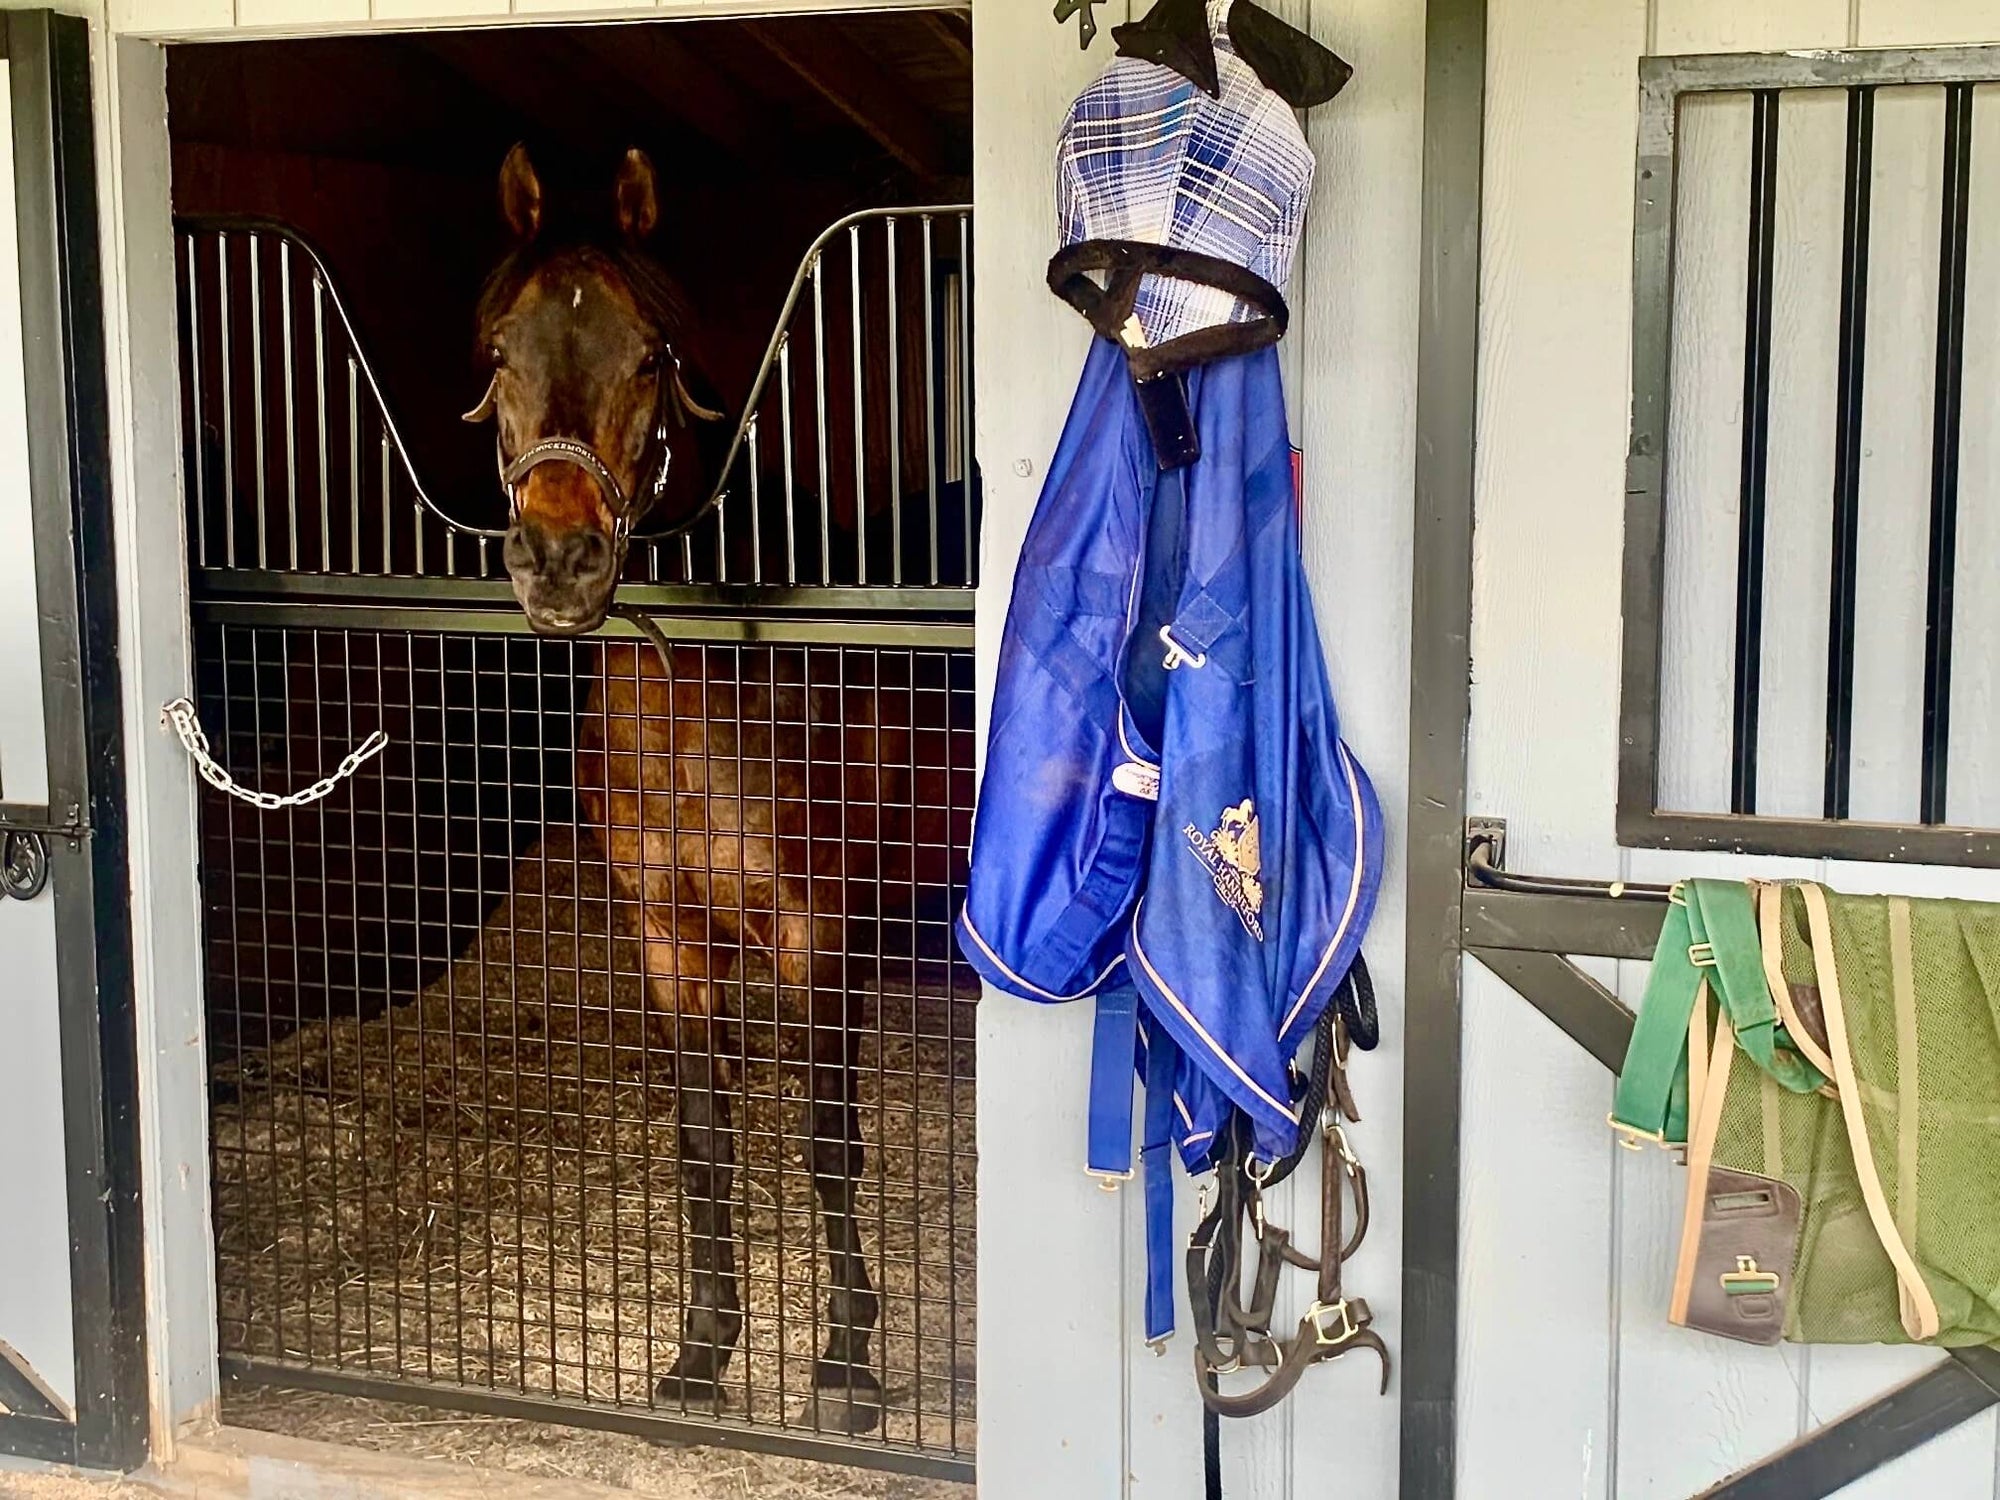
<box><xmin>1469</xmin><ymin>0</ymin><xmax>2000</xmax><ymax>1495</ymax></box>
<box><xmin>972</xmin><ymin>2</ymin><xmax>1422</xmax><ymax>1495</ymax></box>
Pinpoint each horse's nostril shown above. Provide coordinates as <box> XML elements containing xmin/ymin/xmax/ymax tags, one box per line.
<box><xmin>503</xmin><ymin>523</ymin><xmax>542</xmax><ymax>571</ymax></box>
<box><xmin>571</xmin><ymin>528</ymin><xmax>614</xmax><ymax>582</ymax></box>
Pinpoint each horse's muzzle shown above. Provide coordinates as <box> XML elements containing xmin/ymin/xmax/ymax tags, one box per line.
<box><xmin>505</xmin><ymin>515</ymin><xmax>619</xmax><ymax>635</ymax></box>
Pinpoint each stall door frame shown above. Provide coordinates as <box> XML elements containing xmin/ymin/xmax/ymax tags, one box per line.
<box><xmin>1404</xmin><ymin>1</ymin><xmax>2000</xmax><ymax>1496</ymax></box>
<box><xmin>0</xmin><ymin>9</ymin><xmax>148</xmax><ymax>1474</ymax></box>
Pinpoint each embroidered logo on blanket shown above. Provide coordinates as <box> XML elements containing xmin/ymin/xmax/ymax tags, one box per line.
<box><xmin>1186</xmin><ymin>799</ymin><xmax>1266</xmax><ymax>941</ymax></box>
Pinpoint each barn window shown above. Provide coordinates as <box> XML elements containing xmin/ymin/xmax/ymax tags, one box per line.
<box><xmin>1621</xmin><ymin>44</ymin><xmax>2000</xmax><ymax>867</ymax></box>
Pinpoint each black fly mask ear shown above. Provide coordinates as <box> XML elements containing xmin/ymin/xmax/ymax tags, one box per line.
<box><xmin>1111</xmin><ymin>0</ymin><xmax>1353</xmax><ymax>109</ymax></box>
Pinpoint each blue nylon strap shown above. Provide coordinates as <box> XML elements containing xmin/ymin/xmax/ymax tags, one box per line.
<box><xmin>1141</xmin><ymin>1018</ymin><xmax>1180</xmax><ymax>1343</ymax></box>
<box><xmin>1088</xmin><ymin>984</ymin><xmax>1141</xmax><ymax>1178</ymax></box>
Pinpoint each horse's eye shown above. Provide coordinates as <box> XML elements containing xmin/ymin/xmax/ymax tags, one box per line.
<box><xmin>488</xmin><ymin>345</ymin><xmax>506</xmax><ymax>369</ymax></box>
<box><xmin>637</xmin><ymin>350</ymin><xmax>661</xmax><ymax>376</ymax></box>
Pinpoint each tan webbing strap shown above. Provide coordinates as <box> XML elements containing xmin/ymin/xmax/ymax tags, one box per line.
<box><xmin>1759</xmin><ymin>882</ymin><xmax>1835</xmax><ymax>1079</ymax></box>
<box><xmin>1760</xmin><ymin>1070</ymin><xmax>1785</xmax><ymax>1183</ymax></box>
<box><xmin>1671</xmin><ymin>1009</ymin><xmax>1737</xmax><ymax>1326</ymax></box>
<box><xmin>1889</xmin><ymin>896</ymin><xmax>1921</xmax><ymax>1255</ymax></box>
<box><xmin>1799</xmin><ymin>883</ymin><xmax>1940</xmax><ymax>1341</ymax></box>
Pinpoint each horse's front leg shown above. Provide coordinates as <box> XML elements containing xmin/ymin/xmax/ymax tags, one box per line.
<box><xmin>645</xmin><ymin>917</ymin><xmax>743</xmax><ymax>1407</ymax></box>
<box><xmin>786</xmin><ymin>924</ymin><xmax>883</xmax><ymax>1433</ymax></box>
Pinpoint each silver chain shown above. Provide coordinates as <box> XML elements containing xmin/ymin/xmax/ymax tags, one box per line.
<box><xmin>160</xmin><ymin>696</ymin><xmax>388</xmax><ymax>810</ymax></box>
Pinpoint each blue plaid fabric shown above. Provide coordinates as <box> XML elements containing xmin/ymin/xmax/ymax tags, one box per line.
<box><xmin>1056</xmin><ymin>0</ymin><xmax>1314</xmax><ymax>346</ymax></box>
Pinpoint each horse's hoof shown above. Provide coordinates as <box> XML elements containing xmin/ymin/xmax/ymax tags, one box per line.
<box><xmin>655</xmin><ymin>1370</ymin><xmax>727</xmax><ymax>1408</ymax></box>
<box><xmin>807</xmin><ymin>1361</ymin><xmax>883</xmax><ymax>1434</ymax></box>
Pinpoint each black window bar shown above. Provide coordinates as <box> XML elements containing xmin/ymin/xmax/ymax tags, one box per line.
<box><xmin>1620</xmin><ymin>45</ymin><xmax>2000</xmax><ymax>867</ymax></box>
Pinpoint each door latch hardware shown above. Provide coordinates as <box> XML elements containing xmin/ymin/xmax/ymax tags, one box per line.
<box><xmin>0</xmin><ymin>829</ymin><xmax>49</xmax><ymax>901</ymax></box>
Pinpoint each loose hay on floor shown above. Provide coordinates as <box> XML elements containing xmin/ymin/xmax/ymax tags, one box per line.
<box><xmin>222</xmin><ymin>1390</ymin><xmax>971</xmax><ymax>1498</ymax></box>
<box><xmin>209</xmin><ymin>824</ymin><xmax>977</xmax><ymax>1466</ymax></box>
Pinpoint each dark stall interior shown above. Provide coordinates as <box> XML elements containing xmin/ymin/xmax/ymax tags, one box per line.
<box><xmin>168</xmin><ymin>10</ymin><xmax>973</xmax><ymax>518</ymax></box>
<box><xmin>171</xmin><ymin>13</ymin><xmax>975</xmax><ymax>1065</ymax></box>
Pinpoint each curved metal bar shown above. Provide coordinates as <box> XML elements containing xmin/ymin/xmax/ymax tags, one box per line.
<box><xmin>178</xmin><ymin>204</ymin><xmax>975</xmax><ymax>550</ymax></box>
<box><xmin>639</xmin><ymin>202</ymin><xmax>975</xmax><ymax>544</ymax></box>
<box><xmin>179</xmin><ymin>214</ymin><xmax>509</xmax><ymax>540</ymax></box>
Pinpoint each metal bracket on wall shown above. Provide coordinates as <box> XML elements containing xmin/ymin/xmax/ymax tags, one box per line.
<box><xmin>1052</xmin><ymin>0</ymin><xmax>1106</xmax><ymax>48</ymax></box>
<box><xmin>1460</xmin><ymin>815</ymin><xmax>2000</xmax><ymax>1499</ymax></box>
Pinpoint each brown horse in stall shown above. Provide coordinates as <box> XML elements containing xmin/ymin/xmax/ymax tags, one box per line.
<box><xmin>469</xmin><ymin>143</ymin><xmax>884</xmax><ymax>1430</ymax></box>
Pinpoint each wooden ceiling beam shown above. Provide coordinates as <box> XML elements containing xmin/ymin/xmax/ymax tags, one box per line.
<box><xmin>740</xmin><ymin>19</ymin><xmax>949</xmax><ymax>180</ymax></box>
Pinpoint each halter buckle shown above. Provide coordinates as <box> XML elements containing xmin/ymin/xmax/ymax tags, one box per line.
<box><xmin>1607</xmin><ymin>1113</ymin><xmax>1666</xmax><ymax>1152</ymax></box>
<box><xmin>1160</xmin><ymin>626</ymin><xmax>1207</xmax><ymax>671</ymax></box>
<box><xmin>1304</xmin><ymin>1298</ymin><xmax>1359</xmax><ymax>1348</ymax></box>
<box><xmin>1325</xmin><ymin>1121</ymin><xmax>1360</xmax><ymax>1174</ymax></box>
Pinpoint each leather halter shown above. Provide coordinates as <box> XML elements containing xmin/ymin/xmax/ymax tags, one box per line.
<box><xmin>462</xmin><ymin>346</ymin><xmax>708</xmax><ymax>555</ymax></box>
<box><xmin>1189</xmin><ymin>959</ymin><xmax>1387</xmax><ymax>1497</ymax></box>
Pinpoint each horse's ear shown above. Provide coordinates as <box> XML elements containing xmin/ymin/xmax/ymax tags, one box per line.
<box><xmin>615</xmin><ymin>149</ymin><xmax>659</xmax><ymax>241</ymax></box>
<box><xmin>500</xmin><ymin>143</ymin><xmax>542</xmax><ymax>242</ymax></box>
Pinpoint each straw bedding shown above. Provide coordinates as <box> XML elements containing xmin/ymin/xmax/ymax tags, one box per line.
<box><xmin>208</xmin><ymin>821</ymin><xmax>977</xmax><ymax>1474</ymax></box>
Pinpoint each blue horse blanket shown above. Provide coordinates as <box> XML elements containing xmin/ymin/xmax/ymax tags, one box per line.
<box><xmin>959</xmin><ymin>337</ymin><xmax>1382</xmax><ymax>1271</ymax></box>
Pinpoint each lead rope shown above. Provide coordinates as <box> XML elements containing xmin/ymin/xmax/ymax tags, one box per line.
<box><xmin>160</xmin><ymin>697</ymin><xmax>388</xmax><ymax>810</ymax></box>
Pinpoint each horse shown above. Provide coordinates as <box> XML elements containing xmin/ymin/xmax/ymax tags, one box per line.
<box><xmin>468</xmin><ymin>142</ymin><xmax>884</xmax><ymax>1432</ymax></box>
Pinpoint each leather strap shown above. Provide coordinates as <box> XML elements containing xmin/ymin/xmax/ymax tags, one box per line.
<box><xmin>1046</xmin><ymin>240</ymin><xmax>1289</xmax><ymax>379</ymax></box>
<box><xmin>1189</xmin><ymin>969</ymin><xmax>1389</xmax><ymax>1427</ymax></box>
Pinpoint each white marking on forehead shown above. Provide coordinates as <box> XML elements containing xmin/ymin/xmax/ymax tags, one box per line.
<box><xmin>572</xmin><ymin>285</ymin><xmax>583</xmax><ymax>310</ymax></box>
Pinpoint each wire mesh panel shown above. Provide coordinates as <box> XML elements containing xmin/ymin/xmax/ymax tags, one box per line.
<box><xmin>195</xmin><ymin>619</ymin><xmax>978</xmax><ymax>1472</ymax></box>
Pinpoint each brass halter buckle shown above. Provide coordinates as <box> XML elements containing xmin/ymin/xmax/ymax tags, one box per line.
<box><xmin>1303</xmin><ymin>1298</ymin><xmax>1360</xmax><ymax>1348</ymax></box>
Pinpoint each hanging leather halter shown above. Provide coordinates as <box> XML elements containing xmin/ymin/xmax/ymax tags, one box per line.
<box><xmin>1189</xmin><ymin>960</ymin><xmax>1388</xmax><ymax>1499</ymax></box>
<box><xmin>461</xmin><ymin>345</ymin><xmax>722</xmax><ymax>556</ymax></box>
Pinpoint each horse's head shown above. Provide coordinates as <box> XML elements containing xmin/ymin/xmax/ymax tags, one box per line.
<box><xmin>470</xmin><ymin>144</ymin><xmax>722</xmax><ymax>635</ymax></box>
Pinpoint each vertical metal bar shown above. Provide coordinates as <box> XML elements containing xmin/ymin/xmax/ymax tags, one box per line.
<box><xmin>250</xmin><ymin>233</ymin><xmax>268</xmax><ymax>569</ymax></box>
<box><xmin>1923</xmin><ymin>84</ymin><xmax>1974</xmax><ymax>826</ymax></box>
<box><xmin>220</xmin><ymin>234</ymin><xmax>236</xmax><ymax>568</ymax></box>
<box><xmin>887</xmin><ymin>218</ymin><xmax>903</xmax><ymax>588</ymax></box>
<box><xmin>681</xmin><ymin>532</ymin><xmax>695</xmax><ymax>581</ymax></box>
<box><xmin>280</xmin><ymin>240</ymin><xmax>299</xmax><ymax>570</ymax></box>
<box><xmin>852</xmin><ymin>225</ymin><xmax>868</xmax><ymax>584</ymax></box>
<box><xmin>305</xmin><ymin>629</ymin><xmax>331</xmax><ymax>1358</ymax></box>
<box><xmin>649</xmin><ymin>538</ymin><xmax>662</xmax><ymax>583</ymax></box>
<box><xmin>186</xmin><ymin>235</ymin><xmax>207</xmax><ymax>568</ymax></box>
<box><xmin>1732</xmin><ymin>91</ymin><xmax>1781</xmax><ymax>815</ymax></box>
<box><xmin>813</xmin><ymin>256</ymin><xmax>832</xmax><ymax>585</ymax></box>
<box><xmin>446</xmin><ymin>527</ymin><xmax>458</xmax><ymax>577</ymax></box>
<box><xmin>374</xmin><ymin>634</ymin><xmax>401</xmax><ymax>1375</ymax></box>
<box><xmin>345</xmin><ymin>628</ymin><xmax>370</xmax><ymax>1370</ymax></box>
<box><xmin>347</xmin><ymin>359</ymin><xmax>360</xmax><ymax>574</ymax></box>
<box><xmin>382</xmin><ymin>432</ymin><xmax>394</xmax><ymax>576</ymax></box>
<box><xmin>781</xmin><ymin>342</ymin><xmax>799</xmax><ymax>584</ymax></box>
<box><xmin>715</xmin><ymin>484</ymin><xmax>728</xmax><ymax>584</ymax></box>
<box><xmin>959</xmin><ymin>214</ymin><xmax>975</xmax><ymax>586</ymax></box>
<box><xmin>749</xmin><ymin>418</ymin><xmax>764</xmax><ymax>585</ymax></box>
<box><xmin>923</xmin><ymin>216</ymin><xmax>940</xmax><ymax>586</ymax></box>
<box><xmin>313</xmin><ymin>274</ymin><xmax>330</xmax><ymax>573</ymax></box>
<box><xmin>1825</xmin><ymin>85</ymin><xmax>1876</xmax><ymax>820</ymax></box>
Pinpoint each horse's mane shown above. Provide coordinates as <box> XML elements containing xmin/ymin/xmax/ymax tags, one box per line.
<box><xmin>475</xmin><ymin>232</ymin><xmax>697</xmax><ymax>358</ymax></box>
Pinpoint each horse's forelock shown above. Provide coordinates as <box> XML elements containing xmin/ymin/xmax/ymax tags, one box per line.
<box><xmin>475</xmin><ymin>239</ymin><xmax>691</xmax><ymax>357</ymax></box>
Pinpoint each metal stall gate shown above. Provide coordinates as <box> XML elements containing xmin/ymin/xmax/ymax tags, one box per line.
<box><xmin>180</xmin><ymin>208</ymin><xmax>978</xmax><ymax>1477</ymax></box>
